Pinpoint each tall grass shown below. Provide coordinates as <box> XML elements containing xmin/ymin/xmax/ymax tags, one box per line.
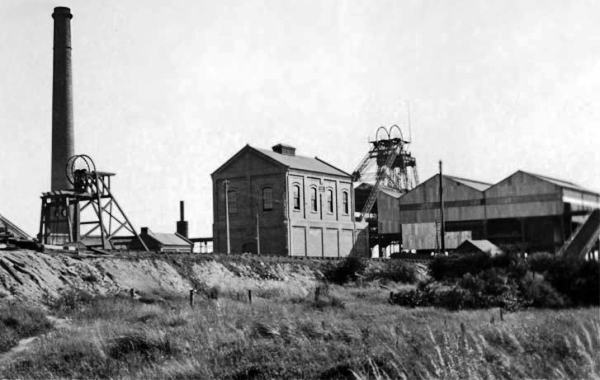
<box><xmin>0</xmin><ymin>303</ymin><xmax>53</xmax><ymax>353</ymax></box>
<box><xmin>2</xmin><ymin>287</ymin><xmax>599</xmax><ymax>379</ymax></box>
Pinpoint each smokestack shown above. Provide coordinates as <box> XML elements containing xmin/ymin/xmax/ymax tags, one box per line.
<box><xmin>176</xmin><ymin>201</ymin><xmax>189</xmax><ymax>238</ymax></box>
<box><xmin>51</xmin><ymin>7</ymin><xmax>74</xmax><ymax>190</ymax></box>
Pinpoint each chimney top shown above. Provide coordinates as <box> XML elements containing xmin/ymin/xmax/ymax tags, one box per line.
<box><xmin>272</xmin><ymin>143</ymin><xmax>296</xmax><ymax>156</ymax></box>
<box><xmin>141</xmin><ymin>227</ymin><xmax>149</xmax><ymax>236</ymax></box>
<box><xmin>52</xmin><ymin>7</ymin><xmax>72</xmax><ymax>19</ymax></box>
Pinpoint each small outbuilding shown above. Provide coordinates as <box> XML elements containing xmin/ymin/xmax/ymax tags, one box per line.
<box><xmin>455</xmin><ymin>239</ymin><xmax>504</xmax><ymax>256</ymax></box>
<box><xmin>129</xmin><ymin>227</ymin><xmax>192</xmax><ymax>253</ymax></box>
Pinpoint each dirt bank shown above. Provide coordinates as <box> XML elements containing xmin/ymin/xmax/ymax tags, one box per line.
<box><xmin>0</xmin><ymin>250</ymin><xmax>321</xmax><ymax>305</ymax></box>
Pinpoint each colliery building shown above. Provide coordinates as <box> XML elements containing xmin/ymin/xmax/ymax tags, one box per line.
<box><xmin>212</xmin><ymin>144</ymin><xmax>367</xmax><ymax>257</ymax></box>
<box><xmin>395</xmin><ymin>170</ymin><xmax>600</xmax><ymax>253</ymax></box>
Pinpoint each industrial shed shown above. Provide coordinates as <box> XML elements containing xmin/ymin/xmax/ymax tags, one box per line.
<box><xmin>400</xmin><ymin>174</ymin><xmax>491</xmax><ymax>251</ymax></box>
<box><xmin>397</xmin><ymin>170</ymin><xmax>600</xmax><ymax>253</ymax></box>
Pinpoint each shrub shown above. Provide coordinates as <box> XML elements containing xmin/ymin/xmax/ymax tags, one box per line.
<box><xmin>527</xmin><ymin>252</ymin><xmax>555</xmax><ymax>273</ymax></box>
<box><xmin>325</xmin><ymin>257</ymin><xmax>367</xmax><ymax>284</ymax></box>
<box><xmin>429</xmin><ymin>253</ymin><xmax>492</xmax><ymax>280</ymax></box>
<box><xmin>519</xmin><ymin>272</ymin><xmax>566</xmax><ymax>308</ymax></box>
<box><xmin>368</xmin><ymin>260</ymin><xmax>418</xmax><ymax>284</ymax></box>
<box><xmin>529</xmin><ymin>255</ymin><xmax>599</xmax><ymax>306</ymax></box>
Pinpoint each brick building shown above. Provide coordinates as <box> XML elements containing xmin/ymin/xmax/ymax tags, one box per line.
<box><xmin>212</xmin><ymin>144</ymin><xmax>366</xmax><ymax>256</ymax></box>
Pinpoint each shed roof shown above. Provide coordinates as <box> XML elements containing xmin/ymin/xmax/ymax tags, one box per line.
<box><xmin>147</xmin><ymin>231</ymin><xmax>191</xmax><ymax>246</ymax></box>
<box><xmin>447</xmin><ymin>175</ymin><xmax>491</xmax><ymax>191</ymax></box>
<box><xmin>522</xmin><ymin>171</ymin><xmax>598</xmax><ymax>195</ymax></box>
<box><xmin>0</xmin><ymin>212</ymin><xmax>31</xmax><ymax>240</ymax></box>
<box><xmin>254</xmin><ymin>147</ymin><xmax>350</xmax><ymax>177</ymax></box>
<box><xmin>456</xmin><ymin>239</ymin><xmax>503</xmax><ymax>256</ymax></box>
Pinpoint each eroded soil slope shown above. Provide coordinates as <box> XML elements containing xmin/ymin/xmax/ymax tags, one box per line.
<box><xmin>0</xmin><ymin>250</ymin><xmax>320</xmax><ymax>304</ymax></box>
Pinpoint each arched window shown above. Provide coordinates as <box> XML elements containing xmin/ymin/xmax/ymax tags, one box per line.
<box><xmin>293</xmin><ymin>185</ymin><xmax>301</xmax><ymax>210</ymax></box>
<box><xmin>310</xmin><ymin>187</ymin><xmax>318</xmax><ymax>212</ymax></box>
<box><xmin>227</xmin><ymin>190</ymin><xmax>237</xmax><ymax>213</ymax></box>
<box><xmin>327</xmin><ymin>189</ymin><xmax>334</xmax><ymax>213</ymax></box>
<box><xmin>263</xmin><ymin>187</ymin><xmax>273</xmax><ymax>211</ymax></box>
<box><xmin>342</xmin><ymin>191</ymin><xmax>349</xmax><ymax>214</ymax></box>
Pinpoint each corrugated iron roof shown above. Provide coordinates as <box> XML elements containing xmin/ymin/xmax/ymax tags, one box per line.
<box><xmin>254</xmin><ymin>147</ymin><xmax>350</xmax><ymax>177</ymax></box>
<box><xmin>446</xmin><ymin>175</ymin><xmax>491</xmax><ymax>191</ymax></box>
<box><xmin>147</xmin><ymin>231</ymin><xmax>191</xmax><ymax>246</ymax></box>
<box><xmin>457</xmin><ymin>239</ymin><xmax>503</xmax><ymax>256</ymax></box>
<box><xmin>523</xmin><ymin>171</ymin><xmax>599</xmax><ymax>195</ymax></box>
<box><xmin>378</xmin><ymin>187</ymin><xmax>404</xmax><ymax>198</ymax></box>
<box><xmin>0</xmin><ymin>212</ymin><xmax>31</xmax><ymax>240</ymax></box>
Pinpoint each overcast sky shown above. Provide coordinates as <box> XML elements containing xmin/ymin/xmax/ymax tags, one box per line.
<box><xmin>1</xmin><ymin>0</ymin><xmax>599</xmax><ymax>237</ymax></box>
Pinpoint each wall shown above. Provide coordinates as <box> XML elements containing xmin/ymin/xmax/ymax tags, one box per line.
<box><xmin>399</xmin><ymin>175</ymin><xmax>486</xmax><ymax>223</ymax></box>
<box><xmin>212</xmin><ymin>148</ymin><xmax>288</xmax><ymax>255</ymax></box>
<box><xmin>287</xmin><ymin>170</ymin><xmax>356</xmax><ymax>257</ymax></box>
<box><xmin>377</xmin><ymin>190</ymin><xmax>401</xmax><ymax>234</ymax></box>
<box><xmin>484</xmin><ymin>171</ymin><xmax>563</xmax><ymax>219</ymax></box>
<box><xmin>402</xmin><ymin>222</ymin><xmax>472</xmax><ymax>251</ymax></box>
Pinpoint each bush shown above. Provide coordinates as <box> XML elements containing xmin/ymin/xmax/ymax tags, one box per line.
<box><xmin>527</xmin><ymin>252</ymin><xmax>555</xmax><ymax>273</ymax></box>
<box><xmin>325</xmin><ymin>257</ymin><xmax>367</xmax><ymax>284</ymax></box>
<box><xmin>429</xmin><ymin>253</ymin><xmax>493</xmax><ymax>280</ymax></box>
<box><xmin>519</xmin><ymin>272</ymin><xmax>566</xmax><ymax>308</ymax></box>
<box><xmin>368</xmin><ymin>260</ymin><xmax>418</xmax><ymax>284</ymax></box>
<box><xmin>529</xmin><ymin>255</ymin><xmax>599</xmax><ymax>306</ymax></box>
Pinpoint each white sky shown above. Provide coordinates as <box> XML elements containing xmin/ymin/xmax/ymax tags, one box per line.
<box><xmin>1</xmin><ymin>0</ymin><xmax>599</xmax><ymax>237</ymax></box>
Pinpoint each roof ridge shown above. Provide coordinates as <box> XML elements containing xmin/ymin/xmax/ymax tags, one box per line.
<box><xmin>521</xmin><ymin>170</ymin><xmax>579</xmax><ymax>186</ymax></box>
<box><xmin>445</xmin><ymin>174</ymin><xmax>492</xmax><ymax>185</ymax></box>
<box><xmin>314</xmin><ymin>156</ymin><xmax>352</xmax><ymax>177</ymax></box>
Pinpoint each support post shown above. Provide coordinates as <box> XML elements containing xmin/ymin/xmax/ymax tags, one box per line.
<box><xmin>247</xmin><ymin>289</ymin><xmax>252</xmax><ymax>304</ymax></box>
<box><xmin>189</xmin><ymin>289</ymin><xmax>195</xmax><ymax>308</ymax></box>
<box><xmin>256</xmin><ymin>212</ymin><xmax>261</xmax><ymax>255</ymax></box>
<box><xmin>224</xmin><ymin>180</ymin><xmax>231</xmax><ymax>255</ymax></box>
<box><xmin>439</xmin><ymin>160</ymin><xmax>446</xmax><ymax>253</ymax></box>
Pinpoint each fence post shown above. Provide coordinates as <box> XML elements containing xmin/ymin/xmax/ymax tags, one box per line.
<box><xmin>130</xmin><ymin>288</ymin><xmax>135</xmax><ymax>300</ymax></box>
<box><xmin>189</xmin><ymin>289</ymin><xmax>195</xmax><ymax>308</ymax></box>
<box><xmin>500</xmin><ymin>308</ymin><xmax>504</xmax><ymax>321</ymax></box>
<box><xmin>248</xmin><ymin>289</ymin><xmax>252</xmax><ymax>304</ymax></box>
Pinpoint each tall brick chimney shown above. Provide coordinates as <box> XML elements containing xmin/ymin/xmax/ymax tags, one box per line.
<box><xmin>51</xmin><ymin>7</ymin><xmax>74</xmax><ymax>190</ymax></box>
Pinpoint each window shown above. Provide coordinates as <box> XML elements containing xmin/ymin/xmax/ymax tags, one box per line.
<box><xmin>327</xmin><ymin>189</ymin><xmax>334</xmax><ymax>213</ymax></box>
<box><xmin>227</xmin><ymin>190</ymin><xmax>237</xmax><ymax>213</ymax></box>
<box><xmin>263</xmin><ymin>187</ymin><xmax>273</xmax><ymax>211</ymax></box>
<box><xmin>310</xmin><ymin>187</ymin><xmax>318</xmax><ymax>212</ymax></box>
<box><xmin>293</xmin><ymin>185</ymin><xmax>301</xmax><ymax>210</ymax></box>
<box><xmin>342</xmin><ymin>191</ymin><xmax>349</xmax><ymax>214</ymax></box>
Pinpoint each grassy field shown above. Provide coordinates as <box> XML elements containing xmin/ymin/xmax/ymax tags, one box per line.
<box><xmin>1</xmin><ymin>283</ymin><xmax>599</xmax><ymax>379</ymax></box>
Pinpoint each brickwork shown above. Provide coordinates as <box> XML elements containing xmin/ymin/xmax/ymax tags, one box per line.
<box><xmin>212</xmin><ymin>145</ymin><xmax>362</xmax><ymax>257</ymax></box>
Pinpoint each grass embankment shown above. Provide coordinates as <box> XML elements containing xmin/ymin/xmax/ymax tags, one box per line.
<box><xmin>2</xmin><ymin>285</ymin><xmax>599</xmax><ymax>379</ymax></box>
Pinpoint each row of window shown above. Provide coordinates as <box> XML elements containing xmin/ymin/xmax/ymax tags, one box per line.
<box><xmin>225</xmin><ymin>185</ymin><xmax>350</xmax><ymax>215</ymax></box>
<box><xmin>292</xmin><ymin>185</ymin><xmax>349</xmax><ymax>214</ymax></box>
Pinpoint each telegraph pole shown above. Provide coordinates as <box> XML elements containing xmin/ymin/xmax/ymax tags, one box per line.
<box><xmin>439</xmin><ymin>160</ymin><xmax>446</xmax><ymax>253</ymax></box>
<box><xmin>224</xmin><ymin>179</ymin><xmax>231</xmax><ymax>254</ymax></box>
<box><xmin>256</xmin><ymin>212</ymin><xmax>261</xmax><ymax>255</ymax></box>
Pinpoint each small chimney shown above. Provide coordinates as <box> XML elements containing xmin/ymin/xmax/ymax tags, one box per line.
<box><xmin>272</xmin><ymin>143</ymin><xmax>296</xmax><ymax>156</ymax></box>
<box><xmin>141</xmin><ymin>227</ymin><xmax>149</xmax><ymax>236</ymax></box>
<box><xmin>51</xmin><ymin>7</ymin><xmax>75</xmax><ymax>191</ymax></box>
<box><xmin>176</xmin><ymin>200</ymin><xmax>189</xmax><ymax>238</ymax></box>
